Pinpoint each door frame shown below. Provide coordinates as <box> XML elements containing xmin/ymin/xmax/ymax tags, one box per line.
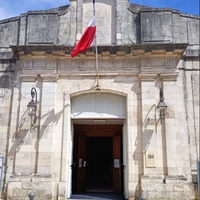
<box><xmin>70</xmin><ymin>123</ymin><xmax>128</xmax><ymax>197</ymax></box>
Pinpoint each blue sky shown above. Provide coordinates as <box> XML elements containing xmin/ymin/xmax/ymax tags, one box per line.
<box><xmin>0</xmin><ymin>0</ymin><xmax>199</xmax><ymax>20</ymax></box>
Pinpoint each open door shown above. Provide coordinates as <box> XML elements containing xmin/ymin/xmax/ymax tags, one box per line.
<box><xmin>113</xmin><ymin>135</ymin><xmax>121</xmax><ymax>192</ymax></box>
<box><xmin>73</xmin><ymin>125</ymin><xmax>123</xmax><ymax>193</ymax></box>
<box><xmin>77</xmin><ymin>134</ymin><xmax>86</xmax><ymax>192</ymax></box>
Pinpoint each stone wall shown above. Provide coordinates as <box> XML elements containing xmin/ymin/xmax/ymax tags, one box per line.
<box><xmin>0</xmin><ymin>1</ymin><xmax>199</xmax><ymax>47</ymax></box>
<box><xmin>0</xmin><ymin>0</ymin><xmax>199</xmax><ymax>199</ymax></box>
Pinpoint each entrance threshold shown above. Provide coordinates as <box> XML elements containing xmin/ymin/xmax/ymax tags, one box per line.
<box><xmin>85</xmin><ymin>189</ymin><xmax>113</xmax><ymax>193</ymax></box>
<box><xmin>70</xmin><ymin>192</ymin><xmax>126</xmax><ymax>200</ymax></box>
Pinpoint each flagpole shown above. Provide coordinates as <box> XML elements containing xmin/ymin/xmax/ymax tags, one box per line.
<box><xmin>93</xmin><ymin>0</ymin><xmax>100</xmax><ymax>88</ymax></box>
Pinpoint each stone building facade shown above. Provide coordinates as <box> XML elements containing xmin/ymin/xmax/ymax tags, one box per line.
<box><xmin>0</xmin><ymin>0</ymin><xmax>199</xmax><ymax>199</ymax></box>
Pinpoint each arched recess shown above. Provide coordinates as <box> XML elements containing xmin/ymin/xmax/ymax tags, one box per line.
<box><xmin>71</xmin><ymin>92</ymin><xmax>126</xmax><ymax>120</ymax></box>
<box><xmin>69</xmin><ymin>91</ymin><xmax>128</xmax><ymax>198</ymax></box>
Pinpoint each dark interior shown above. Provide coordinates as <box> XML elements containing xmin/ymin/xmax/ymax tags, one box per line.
<box><xmin>86</xmin><ymin>137</ymin><xmax>113</xmax><ymax>191</ymax></box>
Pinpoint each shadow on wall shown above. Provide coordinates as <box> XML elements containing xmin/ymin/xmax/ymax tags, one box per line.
<box><xmin>8</xmin><ymin>109</ymin><xmax>30</xmax><ymax>174</ymax></box>
<box><xmin>8</xmin><ymin>100</ymin><xmax>69</xmax><ymax>175</ymax></box>
<box><xmin>37</xmin><ymin>105</ymin><xmax>69</xmax><ymax>140</ymax></box>
<box><xmin>132</xmin><ymin>103</ymin><xmax>158</xmax><ymax>198</ymax></box>
<box><xmin>132</xmin><ymin>104</ymin><xmax>158</xmax><ymax>164</ymax></box>
<box><xmin>9</xmin><ymin>112</ymin><xmax>29</xmax><ymax>154</ymax></box>
<box><xmin>142</xmin><ymin>104</ymin><xmax>157</xmax><ymax>151</ymax></box>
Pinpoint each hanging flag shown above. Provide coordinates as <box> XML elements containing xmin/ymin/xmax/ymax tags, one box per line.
<box><xmin>71</xmin><ymin>16</ymin><xmax>96</xmax><ymax>58</ymax></box>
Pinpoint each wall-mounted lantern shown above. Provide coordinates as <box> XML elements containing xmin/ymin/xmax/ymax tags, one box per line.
<box><xmin>27</xmin><ymin>87</ymin><xmax>39</xmax><ymax>126</ymax></box>
<box><xmin>157</xmin><ymin>88</ymin><xmax>167</xmax><ymax>124</ymax></box>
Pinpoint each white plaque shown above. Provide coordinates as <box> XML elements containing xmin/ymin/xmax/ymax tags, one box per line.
<box><xmin>114</xmin><ymin>159</ymin><xmax>120</xmax><ymax>168</ymax></box>
<box><xmin>145</xmin><ymin>152</ymin><xmax>156</xmax><ymax>168</ymax></box>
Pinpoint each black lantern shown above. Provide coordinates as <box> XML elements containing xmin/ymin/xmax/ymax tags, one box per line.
<box><xmin>157</xmin><ymin>88</ymin><xmax>167</xmax><ymax>124</ymax></box>
<box><xmin>27</xmin><ymin>87</ymin><xmax>39</xmax><ymax>125</ymax></box>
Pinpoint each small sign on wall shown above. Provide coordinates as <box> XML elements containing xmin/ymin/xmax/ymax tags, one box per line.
<box><xmin>79</xmin><ymin>159</ymin><xmax>82</xmax><ymax>168</ymax></box>
<box><xmin>114</xmin><ymin>159</ymin><xmax>120</xmax><ymax>168</ymax></box>
<box><xmin>145</xmin><ymin>152</ymin><xmax>156</xmax><ymax>168</ymax></box>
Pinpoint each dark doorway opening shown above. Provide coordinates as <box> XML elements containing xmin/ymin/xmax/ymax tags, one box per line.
<box><xmin>86</xmin><ymin>137</ymin><xmax>113</xmax><ymax>191</ymax></box>
<box><xmin>72</xmin><ymin>124</ymin><xmax>123</xmax><ymax>194</ymax></box>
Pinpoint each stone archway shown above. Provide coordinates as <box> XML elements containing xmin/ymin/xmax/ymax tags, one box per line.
<box><xmin>70</xmin><ymin>92</ymin><xmax>127</xmax><ymax>197</ymax></box>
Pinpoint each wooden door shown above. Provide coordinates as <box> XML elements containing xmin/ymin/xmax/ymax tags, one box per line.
<box><xmin>74</xmin><ymin>125</ymin><xmax>122</xmax><ymax>193</ymax></box>
<box><xmin>77</xmin><ymin>134</ymin><xmax>86</xmax><ymax>192</ymax></box>
<box><xmin>113</xmin><ymin>135</ymin><xmax>121</xmax><ymax>192</ymax></box>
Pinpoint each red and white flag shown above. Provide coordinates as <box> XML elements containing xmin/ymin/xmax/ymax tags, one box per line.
<box><xmin>71</xmin><ymin>16</ymin><xmax>96</xmax><ymax>58</ymax></box>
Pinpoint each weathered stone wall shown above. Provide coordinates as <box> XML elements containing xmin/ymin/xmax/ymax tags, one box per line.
<box><xmin>0</xmin><ymin>2</ymin><xmax>199</xmax><ymax>47</ymax></box>
<box><xmin>0</xmin><ymin>0</ymin><xmax>199</xmax><ymax>200</ymax></box>
<box><xmin>0</xmin><ymin>6</ymin><xmax>71</xmax><ymax>47</ymax></box>
<box><xmin>128</xmin><ymin>4</ymin><xmax>200</xmax><ymax>45</ymax></box>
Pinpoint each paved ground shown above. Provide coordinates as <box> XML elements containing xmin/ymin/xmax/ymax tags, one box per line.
<box><xmin>70</xmin><ymin>192</ymin><xmax>126</xmax><ymax>200</ymax></box>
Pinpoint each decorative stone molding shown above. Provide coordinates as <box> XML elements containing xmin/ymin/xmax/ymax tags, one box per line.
<box><xmin>32</xmin><ymin>174</ymin><xmax>55</xmax><ymax>182</ymax></box>
<box><xmin>160</xmin><ymin>73</ymin><xmax>179</xmax><ymax>81</ymax></box>
<box><xmin>11</xmin><ymin>44</ymin><xmax>187</xmax><ymax>77</ymax></box>
<box><xmin>10</xmin><ymin>44</ymin><xmax>188</xmax><ymax>57</ymax></box>
<box><xmin>138</xmin><ymin>73</ymin><xmax>157</xmax><ymax>81</ymax></box>
<box><xmin>19</xmin><ymin>74</ymin><xmax>38</xmax><ymax>82</ymax></box>
<box><xmin>47</xmin><ymin>58</ymin><xmax>57</xmax><ymax>69</ymax></box>
<box><xmin>141</xmin><ymin>175</ymin><xmax>163</xmax><ymax>183</ymax></box>
<box><xmin>165</xmin><ymin>57</ymin><xmax>177</xmax><ymax>68</ymax></box>
<box><xmin>165</xmin><ymin>175</ymin><xmax>187</xmax><ymax>183</ymax></box>
<box><xmin>19</xmin><ymin>74</ymin><xmax>59</xmax><ymax>82</ymax></box>
<box><xmin>23</xmin><ymin>59</ymin><xmax>32</xmax><ymax>68</ymax></box>
<box><xmin>40</xmin><ymin>74</ymin><xmax>59</xmax><ymax>82</ymax></box>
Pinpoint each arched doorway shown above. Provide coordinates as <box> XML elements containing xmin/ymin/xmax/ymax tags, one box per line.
<box><xmin>71</xmin><ymin>92</ymin><xmax>127</xmax><ymax>195</ymax></box>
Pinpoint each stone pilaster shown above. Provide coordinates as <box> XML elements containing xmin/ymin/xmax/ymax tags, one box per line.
<box><xmin>162</xmin><ymin>79</ymin><xmax>185</xmax><ymax>177</ymax></box>
<box><xmin>57</xmin><ymin>93</ymin><xmax>72</xmax><ymax>199</ymax></box>
<box><xmin>35</xmin><ymin>78</ymin><xmax>56</xmax><ymax>176</ymax></box>
<box><xmin>139</xmin><ymin>74</ymin><xmax>160</xmax><ymax>175</ymax></box>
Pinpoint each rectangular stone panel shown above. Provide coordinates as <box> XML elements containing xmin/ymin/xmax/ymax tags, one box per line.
<box><xmin>188</xmin><ymin>21</ymin><xmax>200</xmax><ymax>45</ymax></box>
<box><xmin>27</xmin><ymin>14</ymin><xmax>58</xmax><ymax>44</ymax></box>
<box><xmin>0</xmin><ymin>74</ymin><xmax>9</xmax><ymax>89</ymax></box>
<box><xmin>0</xmin><ymin>20</ymin><xmax>19</xmax><ymax>47</ymax></box>
<box><xmin>141</xmin><ymin>11</ymin><xmax>172</xmax><ymax>43</ymax></box>
<box><xmin>83</xmin><ymin>0</ymin><xmax>116</xmax><ymax>45</ymax></box>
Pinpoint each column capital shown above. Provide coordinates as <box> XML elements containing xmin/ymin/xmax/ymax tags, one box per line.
<box><xmin>138</xmin><ymin>73</ymin><xmax>157</xmax><ymax>81</ymax></box>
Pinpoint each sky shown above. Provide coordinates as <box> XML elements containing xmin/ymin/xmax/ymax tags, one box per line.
<box><xmin>0</xmin><ymin>0</ymin><xmax>199</xmax><ymax>20</ymax></box>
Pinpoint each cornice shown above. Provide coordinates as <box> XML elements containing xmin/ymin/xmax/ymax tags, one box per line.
<box><xmin>10</xmin><ymin>43</ymin><xmax>188</xmax><ymax>58</ymax></box>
